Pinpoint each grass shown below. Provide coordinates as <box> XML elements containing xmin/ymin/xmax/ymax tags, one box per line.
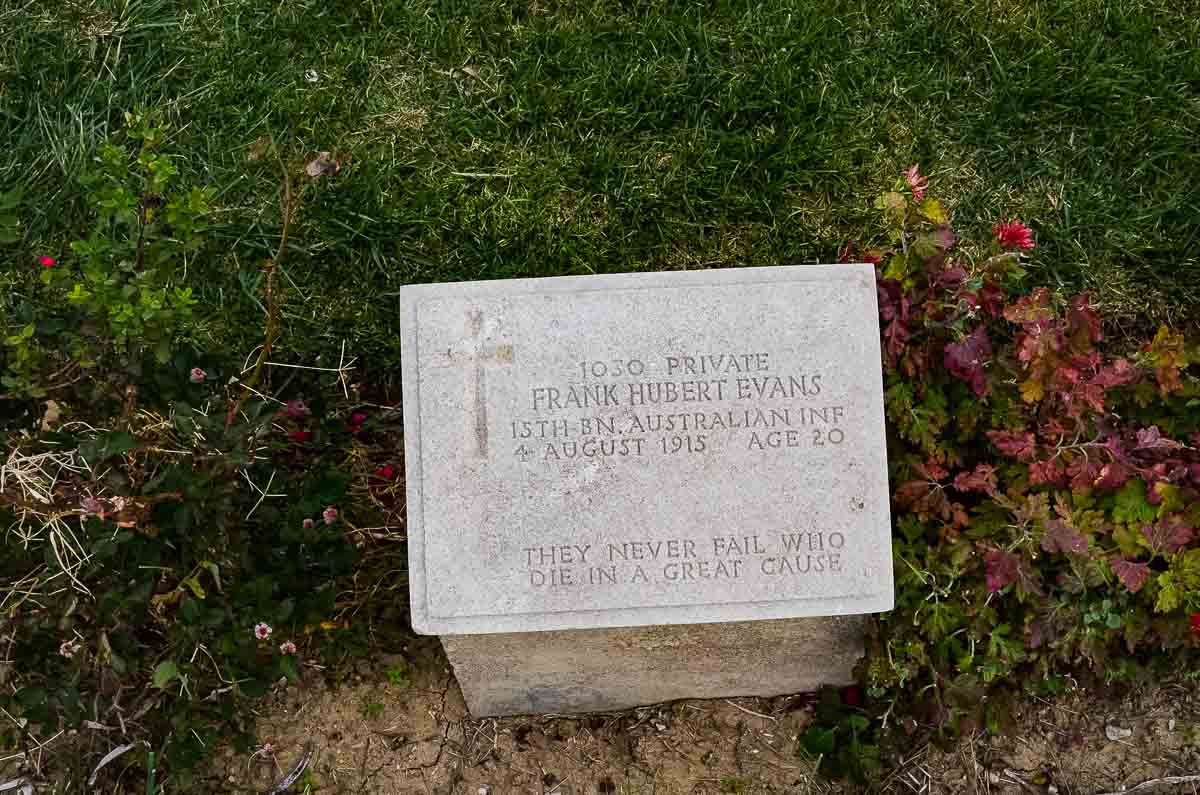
<box><xmin>2</xmin><ymin>0</ymin><xmax>1199</xmax><ymax>375</ymax></box>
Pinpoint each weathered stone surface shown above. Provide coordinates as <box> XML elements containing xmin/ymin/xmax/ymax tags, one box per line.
<box><xmin>400</xmin><ymin>265</ymin><xmax>893</xmax><ymax>636</ymax></box>
<box><xmin>442</xmin><ymin>615</ymin><xmax>863</xmax><ymax>716</ymax></box>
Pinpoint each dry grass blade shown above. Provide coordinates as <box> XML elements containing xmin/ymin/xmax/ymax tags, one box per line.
<box><xmin>263</xmin><ymin>744</ymin><xmax>314</xmax><ymax>794</ymax></box>
<box><xmin>1</xmin><ymin>448</ymin><xmax>94</xmax><ymax>599</ymax></box>
<box><xmin>87</xmin><ymin>742</ymin><xmax>143</xmax><ymax>786</ymax></box>
<box><xmin>1092</xmin><ymin>773</ymin><xmax>1200</xmax><ymax>795</ymax></box>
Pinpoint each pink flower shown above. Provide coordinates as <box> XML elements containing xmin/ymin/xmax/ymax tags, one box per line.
<box><xmin>254</xmin><ymin>622</ymin><xmax>273</xmax><ymax>640</ymax></box>
<box><xmin>279</xmin><ymin>640</ymin><xmax>297</xmax><ymax>655</ymax></box>
<box><xmin>302</xmin><ymin>518</ymin><xmax>315</xmax><ymax>530</ymax></box>
<box><xmin>39</xmin><ymin>255</ymin><xmax>56</xmax><ymax>269</ymax></box>
<box><xmin>349</xmin><ymin>412</ymin><xmax>368</xmax><ymax>426</ymax></box>
<box><xmin>80</xmin><ymin>496</ymin><xmax>102</xmax><ymax>515</ymax></box>
<box><xmin>374</xmin><ymin>465</ymin><xmax>396</xmax><ymax>481</ymax></box>
<box><xmin>994</xmin><ymin>219</ymin><xmax>1035</xmax><ymax>250</ymax></box>
<box><xmin>289</xmin><ymin>430</ymin><xmax>312</xmax><ymax>444</ymax></box>
<box><xmin>323</xmin><ymin>506</ymin><xmax>338</xmax><ymax>525</ymax></box>
<box><xmin>905</xmin><ymin>165</ymin><xmax>928</xmax><ymax>202</ymax></box>
<box><xmin>59</xmin><ymin>640</ymin><xmax>80</xmax><ymax>659</ymax></box>
<box><xmin>189</xmin><ymin>367</ymin><xmax>206</xmax><ymax>383</ymax></box>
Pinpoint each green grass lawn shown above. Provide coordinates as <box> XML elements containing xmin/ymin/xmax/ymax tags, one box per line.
<box><xmin>3</xmin><ymin>0</ymin><xmax>1198</xmax><ymax>373</ymax></box>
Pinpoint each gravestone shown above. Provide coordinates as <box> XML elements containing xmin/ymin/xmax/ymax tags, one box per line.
<box><xmin>399</xmin><ymin>264</ymin><xmax>892</xmax><ymax>716</ymax></box>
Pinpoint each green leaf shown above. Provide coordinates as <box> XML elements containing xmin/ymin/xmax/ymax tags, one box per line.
<box><xmin>1155</xmin><ymin>572</ymin><xmax>1181</xmax><ymax>613</ymax></box>
<box><xmin>181</xmin><ymin>597</ymin><xmax>201</xmax><ymax>623</ymax></box>
<box><xmin>845</xmin><ymin>714</ymin><xmax>870</xmax><ymax>733</ymax></box>
<box><xmin>918</xmin><ymin>198</ymin><xmax>946</xmax><ymax>224</ymax></box>
<box><xmin>79</xmin><ymin>431</ymin><xmax>140</xmax><ymax>465</ymax></box>
<box><xmin>1112</xmin><ymin>481</ymin><xmax>1155</xmax><ymax>525</ymax></box>
<box><xmin>202</xmin><ymin>561</ymin><xmax>223</xmax><ymax>593</ymax></box>
<box><xmin>800</xmin><ymin>726</ymin><xmax>837</xmax><ymax>757</ymax></box>
<box><xmin>153</xmin><ymin>660</ymin><xmax>179</xmax><ymax>689</ymax></box>
<box><xmin>181</xmin><ymin>576</ymin><xmax>206</xmax><ymax>599</ymax></box>
<box><xmin>279</xmin><ymin>655</ymin><xmax>299</xmax><ymax>683</ymax></box>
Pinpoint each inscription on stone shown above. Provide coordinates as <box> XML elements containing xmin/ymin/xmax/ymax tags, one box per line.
<box><xmin>401</xmin><ymin>265</ymin><xmax>893</xmax><ymax>635</ymax></box>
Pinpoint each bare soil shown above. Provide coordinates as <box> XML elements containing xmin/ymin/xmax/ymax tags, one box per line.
<box><xmin>207</xmin><ymin>639</ymin><xmax>1200</xmax><ymax>795</ymax></box>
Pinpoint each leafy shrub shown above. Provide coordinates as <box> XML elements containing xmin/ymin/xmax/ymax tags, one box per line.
<box><xmin>0</xmin><ymin>118</ymin><xmax>406</xmax><ymax>791</ymax></box>
<box><xmin>858</xmin><ymin>167</ymin><xmax>1200</xmax><ymax>738</ymax></box>
<box><xmin>2</xmin><ymin>110</ymin><xmax>207</xmax><ymax>401</ymax></box>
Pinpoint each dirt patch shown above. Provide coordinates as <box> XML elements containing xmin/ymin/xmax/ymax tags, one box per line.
<box><xmin>209</xmin><ymin>638</ymin><xmax>837</xmax><ymax>794</ymax></box>
<box><xmin>207</xmin><ymin>643</ymin><xmax>1200</xmax><ymax>794</ymax></box>
<box><xmin>897</xmin><ymin>683</ymin><xmax>1200</xmax><ymax>795</ymax></box>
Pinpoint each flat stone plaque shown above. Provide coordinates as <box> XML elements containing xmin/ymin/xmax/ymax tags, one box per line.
<box><xmin>400</xmin><ymin>265</ymin><xmax>893</xmax><ymax>636</ymax></box>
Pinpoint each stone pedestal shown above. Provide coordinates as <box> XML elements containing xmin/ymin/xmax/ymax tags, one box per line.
<box><xmin>441</xmin><ymin>616</ymin><xmax>862</xmax><ymax>716</ymax></box>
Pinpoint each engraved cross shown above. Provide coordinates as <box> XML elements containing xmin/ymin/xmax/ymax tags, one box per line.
<box><xmin>446</xmin><ymin>309</ymin><xmax>513</xmax><ymax>459</ymax></box>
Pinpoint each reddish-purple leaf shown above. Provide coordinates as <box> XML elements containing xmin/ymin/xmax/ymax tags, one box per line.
<box><xmin>895</xmin><ymin>480</ymin><xmax>934</xmax><ymax>504</ymax></box>
<box><xmin>1135</xmin><ymin>426</ymin><xmax>1184</xmax><ymax>452</ymax></box>
<box><xmin>1093</xmin><ymin>462</ymin><xmax>1131</xmax><ymax>491</ymax></box>
<box><xmin>1041</xmin><ymin>519</ymin><xmax>1088</xmax><ymax>556</ymax></box>
<box><xmin>988</xmin><ymin>430</ymin><xmax>1038</xmax><ymax>461</ymax></box>
<box><xmin>1029</xmin><ymin>457</ymin><xmax>1068</xmax><ymax>487</ymax></box>
<box><xmin>1067</xmin><ymin>294</ymin><xmax>1103</xmax><ymax>345</ymax></box>
<box><xmin>944</xmin><ymin>326</ymin><xmax>992</xmax><ymax>397</ymax></box>
<box><xmin>877</xmin><ymin>281</ymin><xmax>911</xmax><ymax>367</ymax></box>
<box><xmin>914</xmin><ymin>460</ymin><xmax>949</xmax><ymax>481</ymax></box>
<box><xmin>953</xmin><ymin>464</ymin><xmax>998</xmax><ymax>495</ymax></box>
<box><xmin>1067</xmin><ymin>455</ymin><xmax>1102</xmax><ymax>495</ymax></box>
<box><xmin>1024</xmin><ymin>620</ymin><xmax>1046</xmax><ymax>649</ymax></box>
<box><xmin>1110</xmin><ymin>557</ymin><xmax>1150</xmax><ymax>593</ymax></box>
<box><xmin>1003</xmin><ymin>287</ymin><xmax>1055</xmax><ymax>325</ymax></box>
<box><xmin>1142</xmin><ymin>517</ymin><xmax>1193</xmax><ymax>554</ymax></box>
<box><xmin>1092</xmin><ymin>358</ymin><xmax>1138</xmax><ymax>388</ymax></box>
<box><xmin>980</xmin><ymin>281</ymin><xmax>1005</xmax><ymax>318</ymax></box>
<box><xmin>985</xmin><ymin>548</ymin><xmax>1021</xmax><ymax>593</ymax></box>
<box><xmin>932</xmin><ymin>264</ymin><xmax>966</xmax><ymax>290</ymax></box>
<box><xmin>1070</xmin><ymin>382</ymin><xmax>1106</xmax><ymax>416</ymax></box>
<box><xmin>934</xmin><ymin>225</ymin><xmax>957</xmax><ymax>251</ymax></box>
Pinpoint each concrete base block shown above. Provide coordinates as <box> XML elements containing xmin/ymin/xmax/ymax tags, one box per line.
<box><xmin>441</xmin><ymin>616</ymin><xmax>863</xmax><ymax>717</ymax></box>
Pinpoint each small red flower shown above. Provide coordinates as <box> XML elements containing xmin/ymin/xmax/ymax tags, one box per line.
<box><xmin>38</xmin><ymin>255</ymin><xmax>56</xmax><ymax>268</ymax></box>
<box><xmin>289</xmin><ymin>430</ymin><xmax>312</xmax><ymax>444</ymax></box>
<box><xmin>1191</xmin><ymin>613</ymin><xmax>1200</xmax><ymax>638</ymax></box>
<box><xmin>349</xmin><ymin>412</ymin><xmax>368</xmax><ymax>426</ymax></box>
<box><xmin>302</xmin><ymin>518</ymin><xmax>315</xmax><ymax>530</ymax></box>
<box><xmin>374</xmin><ymin>465</ymin><xmax>396</xmax><ymax>481</ymax></box>
<box><xmin>838</xmin><ymin>242</ymin><xmax>883</xmax><ymax>266</ymax></box>
<box><xmin>905</xmin><ymin>165</ymin><xmax>928</xmax><ymax>202</ymax></box>
<box><xmin>189</xmin><ymin>367</ymin><xmax>207</xmax><ymax>383</ymax></box>
<box><xmin>994</xmin><ymin>219</ymin><xmax>1035</xmax><ymax>250</ymax></box>
<box><xmin>841</xmin><ymin>685</ymin><xmax>862</xmax><ymax>707</ymax></box>
<box><xmin>323</xmin><ymin>506</ymin><xmax>339</xmax><ymax>525</ymax></box>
